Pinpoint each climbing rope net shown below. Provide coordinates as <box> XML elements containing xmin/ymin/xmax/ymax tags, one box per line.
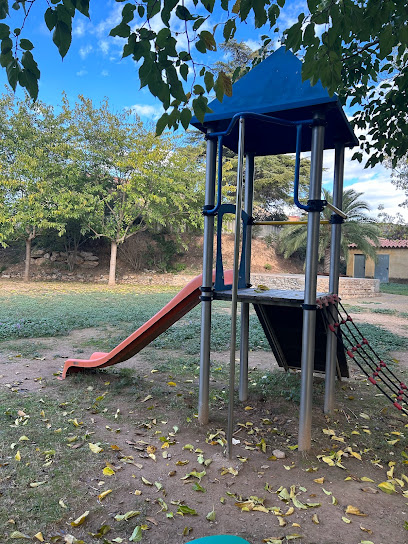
<box><xmin>317</xmin><ymin>294</ymin><xmax>408</xmax><ymax>413</ymax></box>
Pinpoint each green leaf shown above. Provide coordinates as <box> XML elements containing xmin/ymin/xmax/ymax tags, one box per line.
<box><xmin>19</xmin><ymin>67</ymin><xmax>39</xmax><ymax>100</ymax></box>
<box><xmin>52</xmin><ymin>20</ymin><xmax>72</xmax><ymax>58</ymax></box>
<box><xmin>74</xmin><ymin>0</ymin><xmax>90</xmax><ymax>18</ymax></box>
<box><xmin>1</xmin><ymin>36</ymin><xmax>12</xmax><ymax>54</ymax></box>
<box><xmin>21</xmin><ymin>50</ymin><xmax>40</xmax><ymax>78</ymax></box>
<box><xmin>175</xmin><ymin>5</ymin><xmax>194</xmax><ymax>20</ymax></box>
<box><xmin>155</xmin><ymin>112</ymin><xmax>169</xmax><ymax>136</ymax></box>
<box><xmin>179</xmin><ymin>63</ymin><xmax>188</xmax><ymax>81</ymax></box>
<box><xmin>0</xmin><ymin>23</ymin><xmax>10</xmax><ymax>38</ymax></box>
<box><xmin>252</xmin><ymin>0</ymin><xmax>268</xmax><ymax>27</ymax></box>
<box><xmin>204</xmin><ymin>70</ymin><xmax>214</xmax><ymax>93</ymax></box>
<box><xmin>161</xmin><ymin>0</ymin><xmax>178</xmax><ymax>26</ymax></box>
<box><xmin>6</xmin><ymin>57</ymin><xmax>20</xmax><ymax>90</ymax></box>
<box><xmin>129</xmin><ymin>526</ymin><xmax>142</xmax><ymax>542</ymax></box>
<box><xmin>193</xmin><ymin>84</ymin><xmax>205</xmax><ymax>95</ymax></box>
<box><xmin>44</xmin><ymin>8</ymin><xmax>57</xmax><ymax>31</ymax></box>
<box><xmin>214</xmin><ymin>71</ymin><xmax>232</xmax><ymax>102</ymax></box>
<box><xmin>156</xmin><ymin>28</ymin><xmax>170</xmax><ymax>49</ymax></box>
<box><xmin>193</xmin><ymin>17</ymin><xmax>207</xmax><ymax>31</ymax></box>
<box><xmin>192</xmin><ymin>481</ymin><xmax>206</xmax><ymax>492</ymax></box>
<box><xmin>177</xmin><ymin>504</ymin><xmax>198</xmax><ymax>516</ymax></box>
<box><xmin>19</xmin><ymin>38</ymin><xmax>34</xmax><ymax>51</ymax></box>
<box><xmin>195</xmin><ymin>39</ymin><xmax>206</xmax><ymax>54</ymax></box>
<box><xmin>223</xmin><ymin>18</ymin><xmax>236</xmax><ymax>41</ymax></box>
<box><xmin>192</xmin><ymin>95</ymin><xmax>211</xmax><ymax>124</ymax></box>
<box><xmin>201</xmin><ymin>0</ymin><xmax>215</xmax><ymax>13</ymax></box>
<box><xmin>206</xmin><ymin>506</ymin><xmax>216</xmax><ymax>521</ymax></box>
<box><xmin>121</xmin><ymin>2</ymin><xmax>136</xmax><ymax>24</ymax></box>
<box><xmin>199</xmin><ymin>30</ymin><xmax>217</xmax><ymax>51</ymax></box>
<box><xmin>146</xmin><ymin>0</ymin><xmax>161</xmax><ymax>19</ymax></box>
<box><xmin>0</xmin><ymin>0</ymin><xmax>9</xmax><ymax>19</ymax></box>
<box><xmin>109</xmin><ymin>22</ymin><xmax>130</xmax><ymax>38</ymax></box>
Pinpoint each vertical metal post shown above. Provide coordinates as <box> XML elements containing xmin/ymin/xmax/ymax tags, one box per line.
<box><xmin>198</xmin><ymin>131</ymin><xmax>217</xmax><ymax>425</ymax></box>
<box><xmin>239</xmin><ymin>153</ymin><xmax>255</xmax><ymax>401</ymax></box>
<box><xmin>227</xmin><ymin>117</ymin><xmax>245</xmax><ymax>458</ymax></box>
<box><xmin>324</xmin><ymin>143</ymin><xmax>345</xmax><ymax>414</ymax></box>
<box><xmin>298</xmin><ymin>113</ymin><xmax>326</xmax><ymax>451</ymax></box>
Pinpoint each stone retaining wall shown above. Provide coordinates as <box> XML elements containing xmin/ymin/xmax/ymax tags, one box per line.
<box><xmin>250</xmin><ymin>273</ymin><xmax>380</xmax><ymax>298</ymax></box>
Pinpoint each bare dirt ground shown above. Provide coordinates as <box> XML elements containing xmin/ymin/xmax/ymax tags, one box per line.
<box><xmin>1</xmin><ymin>289</ymin><xmax>408</xmax><ymax>544</ymax></box>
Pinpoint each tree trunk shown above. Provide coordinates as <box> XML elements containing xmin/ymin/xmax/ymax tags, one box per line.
<box><xmin>323</xmin><ymin>247</ymin><xmax>331</xmax><ymax>274</ymax></box>
<box><xmin>24</xmin><ymin>238</ymin><xmax>31</xmax><ymax>282</ymax></box>
<box><xmin>108</xmin><ymin>240</ymin><xmax>117</xmax><ymax>286</ymax></box>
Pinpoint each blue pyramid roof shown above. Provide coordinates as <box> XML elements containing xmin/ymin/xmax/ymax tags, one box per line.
<box><xmin>191</xmin><ymin>47</ymin><xmax>357</xmax><ymax>155</ymax></box>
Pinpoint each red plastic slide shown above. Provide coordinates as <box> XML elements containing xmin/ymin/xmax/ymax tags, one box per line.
<box><xmin>61</xmin><ymin>270</ymin><xmax>232</xmax><ymax>378</ymax></box>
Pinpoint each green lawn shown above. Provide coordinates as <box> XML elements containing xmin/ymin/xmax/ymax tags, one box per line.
<box><xmin>380</xmin><ymin>282</ymin><xmax>408</xmax><ymax>296</ymax></box>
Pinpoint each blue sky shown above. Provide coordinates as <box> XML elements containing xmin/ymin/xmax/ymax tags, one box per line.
<box><xmin>1</xmin><ymin>0</ymin><xmax>407</xmax><ymax>221</ymax></box>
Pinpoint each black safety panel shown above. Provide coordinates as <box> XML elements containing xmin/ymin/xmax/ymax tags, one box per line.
<box><xmin>254</xmin><ymin>303</ymin><xmax>349</xmax><ymax>378</ymax></box>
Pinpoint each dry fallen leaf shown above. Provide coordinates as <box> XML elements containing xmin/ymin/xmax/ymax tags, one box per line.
<box><xmin>378</xmin><ymin>481</ymin><xmax>397</xmax><ymax>494</ymax></box>
<box><xmin>98</xmin><ymin>489</ymin><xmax>112</xmax><ymax>500</ymax></box>
<box><xmin>71</xmin><ymin>510</ymin><xmax>89</xmax><ymax>527</ymax></box>
<box><xmin>313</xmin><ymin>477</ymin><xmax>324</xmax><ymax>484</ymax></box>
<box><xmin>345</xmin><ymin>505</ymin><xmax>367</xmax><ymax>517</ymax></box>
<box><xmin>89</xmin><ymin>443</ymin><xmax>103</xmax><ymax>453</ymax></box>
<box><xmin>9</xmin><ymin>530</ymin><xmax>30</xmax><ymax>539</ymax></box>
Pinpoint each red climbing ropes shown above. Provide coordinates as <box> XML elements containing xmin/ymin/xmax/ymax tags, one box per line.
<box><xmin>316</xmin><ymin>294</ymin><xmax>407</xmax><ymax>413</ymax></box>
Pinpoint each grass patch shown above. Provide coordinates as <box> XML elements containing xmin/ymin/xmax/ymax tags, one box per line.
<box><xmin>354</xmin><ymin>322</ymin><xmax>408</xmax><ymax>356</ymax></box>
<box><xmin>371</xmin><ymin>308</ymin><xmax>397</xmax><ymax>315</ymax></box>
<box><xmin>249</xmin><ymin>369</ymin><xmax>324</xmax><ymax>404</ymax></box>
<box><xmin>152</xmin><ymin>304</ymin><xmax>269</xmax><ymax>354</ymax></box>
<box><xmin>0</xmin><ymin>390</ymin><xmax>107</xmax><ymax>536</ymax></box>
<box><xmin>0</xmin><ymin>288</ymin><xmax>179</xmax><ymax>341</ymax></box>
<box><xmin>0</xmin><ymin>339</ymin><xmax>47</xmax><ymax>357</ymax></box>
<box><xmin>380</xmin><ymin>283</ymin><xmax>408</xmax><ymax>296</ymax></box>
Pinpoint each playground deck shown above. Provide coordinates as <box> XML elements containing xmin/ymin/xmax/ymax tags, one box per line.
<box><xmin>213</xmin><ymin>287</ymin><xmax>323</xmax><ymax>306</ymax></box>
<box><xmin>214</xmin><ymin>288</ymin><xmax>349</xmax><ymax>378</ymax></box>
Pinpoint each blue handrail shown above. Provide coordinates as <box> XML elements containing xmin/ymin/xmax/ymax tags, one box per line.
<box><xmin>203</xmin><ymin>111</ymin><xmax>314</xmax><ymax>216</ymax></box>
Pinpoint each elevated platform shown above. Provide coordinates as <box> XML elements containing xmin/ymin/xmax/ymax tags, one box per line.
<box><xmin>214</xmin><ymin>288</ymin><xmax>349</xmax><ymax>378</ymax></box>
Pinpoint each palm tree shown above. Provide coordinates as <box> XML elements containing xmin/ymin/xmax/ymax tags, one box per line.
<box><xmin>277</xmin><ymin>188</ymin><xmax>380</xmax><ymax>272</ymax></box>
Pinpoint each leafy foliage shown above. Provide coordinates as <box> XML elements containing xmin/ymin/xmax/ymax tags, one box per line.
<box><xmin>385</xmin><ymin>157</ymin><xmax>408</xmax><ymax>208</ymax></box>
<box><xmin>277</xmin><ymin>189</ymin><xmax>380</xmax><ymax>269</ymax></box>
<box><xmin>223</xmin><ymin>153</ymin><xmax>310</xmax><ymax>219</ymax></box>
<box><xmin>0</xmin><ymin>91</ymin><xmax>205</xmax><ymax>283</ymax></box>
<box><xmin>1</xmin><ymin>0</ymin><xmax>407</xmax><ymax>168</ymax></box>
<box><xmin>377</xmin><ymin>206</ymin><xmax>408</xmax><ymax>240</ymax></box>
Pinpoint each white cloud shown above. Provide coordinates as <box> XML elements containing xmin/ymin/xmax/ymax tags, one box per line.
<box><xmin>76</xmin><ymin>69</ymin><xmax>88</xmax><ymax>77</ymax></box>
<box><xmin>101</xmin><ymin>70</ymin><xmax>109</xmax><ymax>77</ymax></box>
<box><xmin>244</xmin><ymin>39</ymin><xmax>261</xmax><ymax>52</ymax></box>
<box><xmin>347</xmin><ymin>179</ymin><xmax>408</xmax><ymax>221</ymax></box>
<box><xmin>129</xmin><ymin>103</ymin><xmax>163</xmax><ymax>120</ymax></box>
<box><xmin>79</xmin><ymin>44</ymin><xmax>93</xmax><ymax>59</ymax></box>
<box><xmin>321</xmin><ymin>148</ymin><xmax>408</xmax><ymax>221</ymax></box>
<box><xmin>73</xmin><ymin>19</ymin><xmax>86</xmax><ymax>38</ymax></box>
<box><xmin>99</xmin><ymin>40</ymin><xmax>110</xmax><ymax>55</ymax></box>
<box><xmin>94</xmin><ymin>3</ymin><xmax>123</xmax><ymax>37</ymax></box>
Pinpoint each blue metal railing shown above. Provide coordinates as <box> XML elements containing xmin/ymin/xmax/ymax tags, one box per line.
<box><xmin>203</xmin><ymin>111</ymin><xmax>314</xmax><ymax>216</ymax></box>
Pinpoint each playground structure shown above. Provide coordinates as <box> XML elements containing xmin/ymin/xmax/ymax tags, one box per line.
<box><xmin>191</xmin><ymin>46</ymin><xmax>357</xmax><ymax>453</ymax></box>
<box><xmin>62</xmin><ymin>48</ymin><xmax>407</xmax><ymax>455</ymax></box>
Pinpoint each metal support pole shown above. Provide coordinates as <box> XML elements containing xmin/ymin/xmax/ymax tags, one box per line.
<box><xmin>239</xmin><ymin>154</ymin><xmax>255</xmax><ymax>402</ymax></box>
<box><xmin>324</xmin><ymin>143</ymin><xmax>345</xmax><ymax>414</ymax></box>
<box><xmin>198</xmin><ymin>131</ymin><xmax>217</xmax><ymax>425</ymax></box>
<box><xmin>298</xmin><ymin>113</ymin><xmax>326</xmax><ymax>451</ymax></box>
<box><xmin>227</xmin><ymin>118</ymin><xmax>245</xmax><ymax>458</ymax></box>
